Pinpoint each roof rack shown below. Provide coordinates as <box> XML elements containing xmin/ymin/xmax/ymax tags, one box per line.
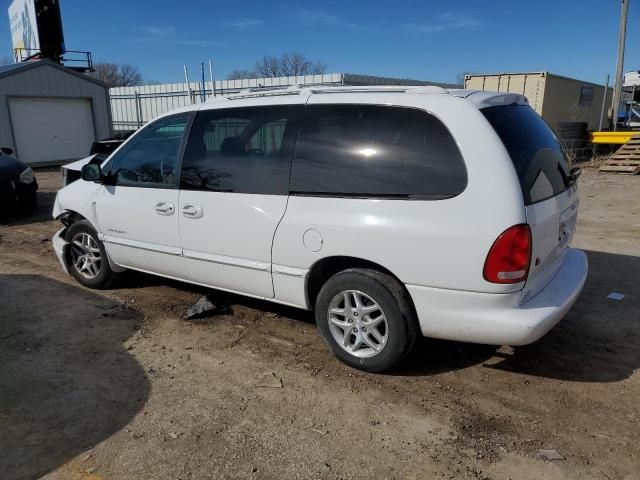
<box><xmin>218</xmin><ymin>84</ymin><xmax>450</xmax><ymax>101</ymax></box>
<box><xmin>308</xmin><ymin>85</ymin><xmax>449</xmax><ymax>95</ymax></box>
<box><xmin>223</xmin><ymin>84</ymin><xmax>305</xmax><ymax>100</ymax></box>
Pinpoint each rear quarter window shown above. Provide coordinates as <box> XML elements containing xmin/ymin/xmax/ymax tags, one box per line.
<box><xmin>290</xmin><ymin>104</ymin><xmax>467</xmax><ymax>199</ymax></box>
<box><xmin>481</xmin><ymin>105</ymin><xmax>570</xmax><ymax>205</ymax></box>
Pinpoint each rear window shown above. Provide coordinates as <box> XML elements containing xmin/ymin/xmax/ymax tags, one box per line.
<box><xmin>482</xmin><ymin>105</ymin><xmax>570</xmax><ymax>205</ymax></box>
<box><xmin>290</xmin><ymin>104</ymin><xmax>467</xmax><ymax>199</ymax></box>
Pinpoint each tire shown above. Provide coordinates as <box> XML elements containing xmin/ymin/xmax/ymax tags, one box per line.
<box><xmin>556</xmin><ymin>122</ymin><xmax>587</xmax><ymax>142</ymax></box>
<box><xmin>557</xmin><ymin>122</ymin><xmax>587</xmax><ymax>130</ymax></box>
<box><xmin>17</xmin><ymin>189</ymin><xmax>37</xmax><ymax>211</ymax></box>
<box><xmin>561</xmin><ymin>139</ymin><xmax>587</xmax><ymax>149</ymax></box>
<box><xmin>557</xmin><ymin>130</ymin><xmax>586</xmax><ymax>139</ymax></box>
<box><xmin>315</xmin><ymin>268</ymin><xmax>418</xmax><ymax>373</ymax></box>
<box><xmin>65</xmin><ymin>220</ymin><xmax>117</xmax><ymax>289</ymax></box>
<box><xmin>0</xmin><ymin>181</ymin><xmax>16</xmax><ymax>214</ymax></box>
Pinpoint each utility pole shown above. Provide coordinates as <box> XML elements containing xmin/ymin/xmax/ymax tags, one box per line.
<box><xmin>612</xmin><ymin>0</ymin><xmax>629</xmax><ymax>131</ymax></box>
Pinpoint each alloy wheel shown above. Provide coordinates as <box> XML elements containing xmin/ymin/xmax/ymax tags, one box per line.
<box><xmin>327</xmin><ymin>290</ymin><xmax>389</xmax><ymax>358</ymax></box>
<box><xmin>69</xmin><ymin>232</ymin><xmax>102</xmax><ymax>280</ymax></box>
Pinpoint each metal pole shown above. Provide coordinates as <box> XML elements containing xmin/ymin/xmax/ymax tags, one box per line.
<box><xmin>628</xmin><ymin>83</ymin><xmax>636</xmax><ymax>126</ymax></box>
<box><xmin>209</xmin><ymin>60</ymin><xmax>215</xmax><ymax>98</ymax></box>
<box><xmin>612</xmin><ymin>0</ymin><xmax>629</xmax><ymax>131</ymax></box>
<box><xmin>200</xmin><ymin>62</ymin><xmax>206</xmax><ymax>102</ymax></box>
<box><xmin>184</xmin><ymin>65</ymin><xmax>192</xmax><ymax>105</ymax></box>
<box><xmin>599</xmin><ymin>74</ymin><xmax>610</xmax><ymax>131</ymax></box>
<box><xmin>134</xmin><ymin>91</ymin><xmax>142</xmax><ymax>129</ymax></box>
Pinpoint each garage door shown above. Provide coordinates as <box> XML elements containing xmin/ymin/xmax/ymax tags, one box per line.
<box><xmin>9</xmin><ymin>97</ymin><xmax>95</xmax><ymax>164</ymax></box>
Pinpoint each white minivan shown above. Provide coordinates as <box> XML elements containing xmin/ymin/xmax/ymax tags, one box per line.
<box><xmin>52</xmin><ymin>86</ymin><xmax>588</xmax><ymax>372</ymax></box>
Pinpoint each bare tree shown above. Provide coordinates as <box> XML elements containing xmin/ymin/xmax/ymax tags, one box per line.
<box><xmin>254</xmin><ymin>55</ymin><xmax>283</xmax><ymax>77</ymax></box>
<box><xmin>227</xmin><ymin>52</ymin><xmax>327</xmax><ymax>80</ymax></box>
<box><xmin>280</xmin><ymin>52</ymin><xmax>327</xmax><ymax>76</ymax></box>
<box><xmin>92</xmin><ymin>62</ymin><xmax>143</xmax><ymax>87</ymax></box>
<box><xmin>226</xmin><ymin>69</ymin><xmax>257</xmax><ymax>80</ymax></box>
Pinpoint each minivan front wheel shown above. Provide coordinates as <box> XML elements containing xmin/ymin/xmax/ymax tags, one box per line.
<box><xmin>66</xmin><ymin>220</ymin><xmax>116</xmax><ymax>289</ymax></box>
<box><xmin>315</xmin><ymin>269</ymin><xmax>418</xmax><ymax>372</ymax></box>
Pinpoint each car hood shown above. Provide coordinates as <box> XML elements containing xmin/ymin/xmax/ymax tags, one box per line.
<box><xmin>0</xmin><ymin>153</ymin><xmax>27</xmax><ymax>180</ymax></box>
<box><xmin>62</xmin><ymin>155</ymin><xmax>99</xmax><ymax>172</ymax></box>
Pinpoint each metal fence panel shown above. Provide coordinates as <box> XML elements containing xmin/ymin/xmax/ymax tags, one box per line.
<box><xmin>109</xmin><ymin>73</ymin><xmax>441</xmax><ymax>133</ymax></box>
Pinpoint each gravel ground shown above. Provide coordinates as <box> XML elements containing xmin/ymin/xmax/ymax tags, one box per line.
<box><xmin>0</xmin><ymin>168</ymin><xmax>639</xmax><ymax>480</ymax></box>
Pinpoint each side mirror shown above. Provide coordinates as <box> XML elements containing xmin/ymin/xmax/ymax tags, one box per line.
<box><xmin>0</xmin><ymin>146</ymin><xmax>14</xmax><ymax>155</ymax></box>
<box><xmin>81</xmin><ymin>163</ymin><xmax>102</xmax><ymax>182</ymax></box>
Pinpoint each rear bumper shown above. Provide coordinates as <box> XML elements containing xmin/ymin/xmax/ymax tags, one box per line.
<box><xmin>407</xmin><ymin>248</ymin><xmax>588</xmax><ymax>346</ymax></box>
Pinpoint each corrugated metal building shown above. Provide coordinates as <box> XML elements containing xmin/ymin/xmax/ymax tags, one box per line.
<box><xmin>0</xmin><ymin>59</ymin><xmax>112</xmax><ymax>165</ymax></box>
<box><xmin>110</xmin><ymin>73</ymin><xmax>454</xmax><ymax>132</ymax></box>
<box><xmin>464</xmin><ymin>72</ymin><xmax>612</xmax><ymax>131</ymax></box>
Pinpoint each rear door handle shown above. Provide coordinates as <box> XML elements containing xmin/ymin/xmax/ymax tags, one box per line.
<box><xmin>182</xmin><ymin>203</ymin><xmax>203</xmax><ymax>219</ymax></box>
<box><xmin>155</xmin><ymin>201</ymin><xmax>175</xmax><ymax>216</ymax></box>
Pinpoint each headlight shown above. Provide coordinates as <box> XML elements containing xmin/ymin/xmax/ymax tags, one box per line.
<box><xmin>19</xmin><ymin>166</ymin><xmax>35</xmax><ymax>184</ymax></box>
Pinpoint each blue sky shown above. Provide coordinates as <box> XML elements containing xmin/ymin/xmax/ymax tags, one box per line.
<box><xmin>2</xmin><ymin>0</ymin><xmax>639</xmax><ymax>85</ymax></box>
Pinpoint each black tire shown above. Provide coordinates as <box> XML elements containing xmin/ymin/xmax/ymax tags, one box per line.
<box><xmin>560</xmin><ymin>139</ymin><xmax>587</xmax><ymax>149</ymax></box>
<box><xmin>557</xmin><ymin>122</ymin><xmax>588</xmax><ymax>131</ymax></box>
<box><xmin>17</xmin><ymin>189</ymin><xmax>37</xmax><ymax>211</ymax></box>
<box><xmin>65</xmin><ymin>220</ymin><xmax>117</xmax><ymax>289</ymax></box>
<box><xmin>0</xmin><ymin>181</ymin><xmax>17</xmax><ymax>215</ymax></box>
<box><xmin>557</xmin><ymin>131</ymin><xmax>586</xmax><ymax>139</ymax></box>
<box><xmin>315</xmin><ymin>268</ymin><xmax>418</xmax><ymax>373</ymax></box>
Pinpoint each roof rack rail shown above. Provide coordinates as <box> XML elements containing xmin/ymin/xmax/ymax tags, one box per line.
<box><xmin>225</xmin><ymin>87</ymin><xmax>304</xmax><ymax>100</ymax></box>
<box><xmin>218</xmin><ymin>84</ymin><xmax>451</xmax><ymax>101</ymax></box>
<box><xmin>308</xmin><ymin>85</ymin><xmax>449</xmax><ymax>95</ymax></box>
<box><xmin>405</xmin><ymin>86</ymin><xmax>449</xmax><ymax>94</ymax></box>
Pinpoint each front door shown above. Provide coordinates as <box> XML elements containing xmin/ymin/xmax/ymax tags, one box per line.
<box><xmin>96</xmin><ymin>113</ymin><xmax>191</xmax><ymax>278</ymax></box>
<box><xmin>178</xmin><ymin>104</ymin><xmax>303</xmax><ymax>298</ymax></box>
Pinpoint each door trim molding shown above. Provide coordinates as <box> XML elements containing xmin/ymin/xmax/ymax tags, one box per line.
<box><xmin>183</xmin><ymin>249</ymin><xmax>270</xmax><ymax>272</ymax></box>
<box><xmin>102</xmin><ymin>235</ymin><xmax>182</xmax><ymax>256</ymax></box>
<box><xmin>272</xmin><ymin>264</ymin><xmax>308</xmax><ymax>278</ymax></box>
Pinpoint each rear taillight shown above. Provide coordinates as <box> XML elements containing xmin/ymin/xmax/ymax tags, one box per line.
<box><xmin>483</xmin><ymin>224</ymin><xmax>531</xmax><ymax>284</ymax></box>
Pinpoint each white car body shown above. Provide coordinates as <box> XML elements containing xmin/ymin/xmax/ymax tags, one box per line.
<box><xmin>53</xmin><ymin>86</ymin><xmax>588</xmax><ymax>348</ymax></box>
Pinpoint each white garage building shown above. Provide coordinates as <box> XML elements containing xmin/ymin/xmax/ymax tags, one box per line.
<box><xmin>0</xmin><ymin>59</ymin><xmax>112</xmax><ymax>165</ymax></box>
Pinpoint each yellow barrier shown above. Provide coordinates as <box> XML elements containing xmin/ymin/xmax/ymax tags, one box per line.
<box><xmin>589</xmin><ymin>131</ymin><xmax>637</xmax><ymax>144</ymax></box>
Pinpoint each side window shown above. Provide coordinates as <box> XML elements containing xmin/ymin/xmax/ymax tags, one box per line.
<box><xmin>290</xmin><ymin>104</ymin><xmax>467</xmax><ymax>198</ymax></box>
<box><xmin>108</xmin><ymin>114</ymin><xmax>189</xmax><ymax>187</ymax></box>
<box><xmin>180</xmin><ymin>105</ymin><xmax>302</xmax><ymax>195</ymax></box>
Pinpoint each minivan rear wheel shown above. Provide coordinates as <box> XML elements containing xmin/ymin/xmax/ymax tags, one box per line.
<box><xmin>315</xmin><ymin>268</ymin><xmax>418</xmax><ymax>372</ymax></box>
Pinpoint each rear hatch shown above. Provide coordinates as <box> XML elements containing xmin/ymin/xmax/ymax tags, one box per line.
<box><xmin>482</xmin><ymin>105</ymin><xmax>578</xmax><ymax>300</ymax></box>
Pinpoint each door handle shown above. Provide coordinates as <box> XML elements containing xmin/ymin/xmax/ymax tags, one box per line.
<box><xmin>182</xmin><ymin>203</ymin><xmax>203</xmax><ymax>219</ymax></box>
<box><xmin>155</xmin><ymin>201</ymin><xmax>175</xmax><ymax>216</ymax></box>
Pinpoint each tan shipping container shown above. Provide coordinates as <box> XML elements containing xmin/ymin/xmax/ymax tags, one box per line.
<box><xmin>464</xmin><ymin>72</ymin><xmax>612</xmax><ymax>131</ymax></box>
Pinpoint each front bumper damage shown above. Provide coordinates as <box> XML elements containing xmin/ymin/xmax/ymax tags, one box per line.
<box><xmin>52</xmin><ymin>227</ymin><xmax>69</xmax><ymax>275</ymax></box>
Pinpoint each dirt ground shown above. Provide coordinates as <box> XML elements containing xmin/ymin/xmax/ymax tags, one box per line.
<box><xmin>1</xmin><ymin>168</ymin><xmax>639</xmax><ymax>480</ymax></box>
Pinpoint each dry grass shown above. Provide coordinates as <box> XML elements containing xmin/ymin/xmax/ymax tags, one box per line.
<box><xmin>578</xmin><ymin>153</ymin><xmax>610</xmax><ymax>169</ymax></box>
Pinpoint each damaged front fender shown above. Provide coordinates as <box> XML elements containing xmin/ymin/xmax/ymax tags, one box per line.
<box><xmin>52</xmin><ymin>227</ymin><xmax>70</xmax><ymax>275</ymax></box>
<box><xmin>52</xmin><ymin>225</ymin><xmax>127</xmax><ymax>276</ymax></box>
